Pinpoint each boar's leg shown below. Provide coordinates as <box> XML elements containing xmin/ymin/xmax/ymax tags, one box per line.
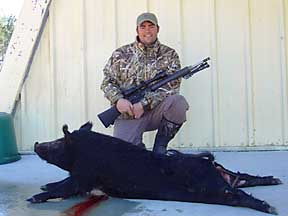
<box><xmin>179</xmin><ymin>187</ymin><xmax>277</xmax><ymax>214</ymax></box>
<box><xmin>154</xmin><ymin>187</ymin><xmax>277</xmax><ymax>215</ymax></box>
<box><xmin>27</xmin><ymin>176</ymin><xmax>79</xmax><ymax>203</ymax></box>
<box><xmin>40</xmin><ymin>177</ymin><xmax>70</xmax><ymax>191</ymax></box>
<box><xmin>220</xmin><ymin>188</ymin><xmax>278</xmax><ymax>215</ymax></box>
<box><xmin>123</xmin><ymin>186</ymin><xmax>277</xmax><ymax>215</ymax></box>
<box><xmin>214</xmin><ymin>162</ymin><xmax>282</xmax><ymax>188</ymax></box>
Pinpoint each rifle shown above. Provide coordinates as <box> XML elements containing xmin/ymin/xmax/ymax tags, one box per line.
<box><xmin>98</xmin><ymin>57</ymin><xmax>210</xmax><ymax>128</ymax></box>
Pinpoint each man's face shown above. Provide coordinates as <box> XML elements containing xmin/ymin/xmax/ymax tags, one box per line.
<box><xmin>137</xmin><ymin>21</ymin><xmax>159</xmax><ymax>46</ymax></box>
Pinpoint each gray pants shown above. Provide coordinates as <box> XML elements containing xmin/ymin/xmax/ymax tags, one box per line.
<box><xmin>113</xmin><ymin>94</ymin><xmax>189</xmax><ymax>146</ymax></box>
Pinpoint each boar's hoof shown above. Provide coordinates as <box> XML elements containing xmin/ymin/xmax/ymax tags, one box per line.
<box><xmin>267</xmin><ymin>205</ymin><xmax>278</xmax><ymax>215</ymax></box>
<box><xmin>27</xmin><ymin>196</ymin><xmax>42</xmax><ymax>203</ymax></box>
<box><xmin>260</xmin><ymin>201</ymin><xmax>278</xmax><ymax>215</ymax></box>
<box><xmin>26</xmin><ymin>193</ymin><xmax>49</xmax><ymax>203</ymax></box>
<box><xmin>243</xmin><ymin>176</ymin><xmax>283</xmax><ymax>187</ymax></box>
<box><xmin>273</xmin><ymin>178</ymin><xmax>282</xmax><ymax>185</ymax></box>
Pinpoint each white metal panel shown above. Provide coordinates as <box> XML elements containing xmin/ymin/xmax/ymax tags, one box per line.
<box><xmin>84</xmin><ymin>0</ymin><xmax>117</xmax><ymax>135</ymax></box>
<box><xmin>9</xmin><ymin>0</ymin><xmax>288</xmax><ymax>151</ymax></box>
<box><xmin>50</xmin><ymin>0</ymin><xmax>87</xmax><ymax>131</ymax></box>
<box><xmin>250</xmin><ymin>0</ymin><xmax>284</xmax><ymax>145</ymax></box>
<box><xmin>216</xmin><ymin>0</ymin><xmax>251</xmax><ymax>147</ymax></box>
<box><xmin>179</xmin><ymin>0</ymin><xmax>215</xmax><ymax>149</ymax></box>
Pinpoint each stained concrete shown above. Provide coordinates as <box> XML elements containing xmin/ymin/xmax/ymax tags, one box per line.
<box><xmin>0</xmin><ymin>151</ymin><xmax>287</xmax><ymax>216</ymax></box>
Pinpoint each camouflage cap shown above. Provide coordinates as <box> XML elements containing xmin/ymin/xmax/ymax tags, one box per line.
<box><xmin>136</xmin><ymin>12</ymin><xmax>158</xmax><ymax>26</ymax></box>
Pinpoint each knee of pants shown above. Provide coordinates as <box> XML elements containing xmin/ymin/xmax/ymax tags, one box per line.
<box><xmin>113</xmin><ymin>119</ymin><xmax>144</xmax><ymax>146</ymax></box>
<box><xmin>163</xmin><ymin>95</ymin><xmax>189</xmax><ymax>124</ymax></box>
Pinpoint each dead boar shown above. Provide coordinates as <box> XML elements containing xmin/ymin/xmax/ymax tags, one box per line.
<box><xmin>27</xmin><ymin>122</ymin><xmax>281</xmax><ymax>215</ymax></box>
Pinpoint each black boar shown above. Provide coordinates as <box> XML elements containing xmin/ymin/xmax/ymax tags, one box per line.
<box><xmin>27</xmin><ymin>122</ymin><xmax>281</xmax><ymax>215</ymax></box>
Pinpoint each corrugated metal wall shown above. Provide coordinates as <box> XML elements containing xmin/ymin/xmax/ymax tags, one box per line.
<box><xmin>14</xmin><ymin>0</ymin><xmax>288</xmax><ymax>151</ymax></box>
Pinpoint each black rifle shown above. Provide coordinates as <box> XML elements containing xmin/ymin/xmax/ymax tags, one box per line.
<box><xmin>98</xmin><ymin>57</ymin><xmax>210</xmax><ymax>128</ymax></box>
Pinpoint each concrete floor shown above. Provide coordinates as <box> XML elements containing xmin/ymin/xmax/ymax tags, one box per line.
<box><xmin>0</xmin><ymin>151</ymin><xmax>287</xmax><ymax>216</ymax></box>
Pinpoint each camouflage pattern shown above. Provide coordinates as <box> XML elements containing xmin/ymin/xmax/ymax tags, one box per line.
<box><xmin>101</xmin><ymin>38</ymin><xmax>182</xmax><ymax>119</ymax></box>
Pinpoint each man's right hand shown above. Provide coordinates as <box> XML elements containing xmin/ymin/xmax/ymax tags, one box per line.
<box><xmin>116</xmin><ymin>99</ymin><xmax>134</xmax><ymax>116</ymax></box>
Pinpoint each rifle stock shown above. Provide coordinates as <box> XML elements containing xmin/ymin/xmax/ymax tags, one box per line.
<box><xmin>97</xmin><ymin>106</ymin><xmax>121</xmax><ymax>128</ymax></box>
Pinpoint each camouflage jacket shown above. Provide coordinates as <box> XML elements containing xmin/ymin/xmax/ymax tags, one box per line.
<box><xmin>101</xmin><ymin>38</ymin><xmax>182</xmax><ymax>119</ymax></box>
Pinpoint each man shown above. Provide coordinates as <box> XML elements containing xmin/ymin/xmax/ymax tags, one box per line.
<box><xmin>101</xmin><ymin>12</ymin><xmax>189</xmax><ymax>154</ymax></box>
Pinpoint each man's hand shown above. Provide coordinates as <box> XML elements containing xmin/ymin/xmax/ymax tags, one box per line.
<box><xmin>132</xmin><ymin>102</ymin><xmax>144</xmax><ymax>119</ymax></box>
<box><xmin>116</xmin><ymin>99</ymin><xmax>133</xmax><ymax>116</ymax></box>
<box><xmin>116</xmin><ymin>99</ymin><xmax>144</xmax><ymax>118</ymax></box>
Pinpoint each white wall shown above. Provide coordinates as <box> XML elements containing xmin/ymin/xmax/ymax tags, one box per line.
<box><xmin>8</xmin><ymin>0</ymin><xmax>288</xmax><ymax>151</ymax></box>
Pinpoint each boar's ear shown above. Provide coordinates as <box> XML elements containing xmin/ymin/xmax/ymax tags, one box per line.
<box><xmin>63</xmin><ymin>124</ymin><xmax>73</xmax><ymax>144</ymax></box>
<box><xmin>62</xmin><ymin>124</ymin><xmax>71</xmax><ymax>136</ymax></box>
<box><xmin>79</xmin><ymin>121</ymin><xmax>93</xmax><ymax>131</ymax></box>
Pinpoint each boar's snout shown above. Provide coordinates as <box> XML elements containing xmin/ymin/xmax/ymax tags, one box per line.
<box><xmin>34</xmin><ymin>142</ymin><xmax>39</xmax><ymax>152</ymax></box>
<box><xmin>34</xmin><ymin>142</ymin><xmax>48</xmax><ymax>160</ymax></box>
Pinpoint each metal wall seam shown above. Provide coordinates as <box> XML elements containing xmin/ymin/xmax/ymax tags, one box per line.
<box><xmin>279</xmin><ymin>0</ymin><xmax>288</xmax><ymax>145</ymax></box>
<box><xmin>20</xmin><ymin>83</ymin><xmax>27</xmax><ymax>151</ymax></box>
<box><xmin>80</xmin><ymin>0</ymin><xmax>88</xmax><ymax>122</ymax></box>
<box><xmin>114</xmin><ymin>0</ymin><xmax>119</xmax><ymax>49</ymax></box>
<box><xmin>146</xmin><ymin>0</ymin><xmax>150</xmax><ymax>11</ymax></box>
<box><xmin>48</xmin><ymin>1</ymin><xmax>57</xmax><ymax>138</ymax></box>
<box><xmin>243</xmin><ymin>0</ymin><xmax>255</xmax><ymax>146</ymax></box>
<box><xmin>177</xmin><ymin>0</ymin><xmax>183</xmax><ymax>60</ymax></box>
<box><xmin>209</xmin><ymin>0</ymin><xmax>221</xmax><ymax>147</ymax></box>
<box><xmin>177</xmin><ymin>0</ymin><xmax>184</xmax><ymax>147</ymax></box>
